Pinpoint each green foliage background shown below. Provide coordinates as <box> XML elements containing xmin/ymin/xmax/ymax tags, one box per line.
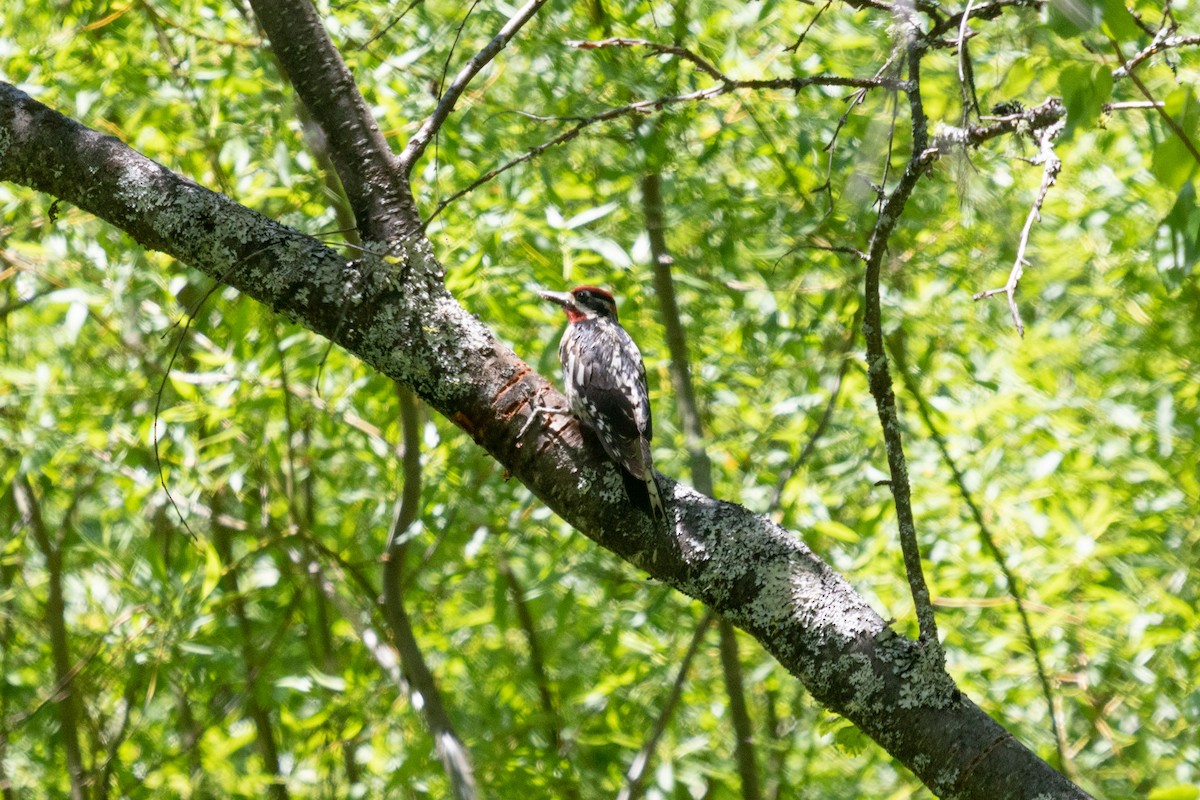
<box><xmin>1</xmin><ymin>0</ymin><xmax>1198</xmax><ymax>797</ymax></box>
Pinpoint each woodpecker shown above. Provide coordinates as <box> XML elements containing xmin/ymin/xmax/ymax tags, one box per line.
<box><xmin>538</xmin><ymin>286</ymin><xmax>666</xmax><ymax>524</ymax></box>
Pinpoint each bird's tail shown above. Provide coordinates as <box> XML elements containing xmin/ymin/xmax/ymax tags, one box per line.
<box><xmin>621</xmin><ymin>437</ymin><xmax>666</xmax><ymax>524</ymax></box>
<box><xmin>620</xmin><ymin>469</ymin><xmax>665</xmax><ymax>523</ymax></box>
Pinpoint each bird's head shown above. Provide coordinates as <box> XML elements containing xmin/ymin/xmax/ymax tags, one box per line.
<box><xmin>538</xmin><ymin>285</ymin><xmax>618</xmax><ymax>324</ymax></box>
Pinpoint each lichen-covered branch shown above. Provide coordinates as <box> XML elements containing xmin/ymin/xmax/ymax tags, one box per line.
<box><xmin>862</xmin><ymin>30</ymin><xmax>942</xmax><ymax>653</ymax></box>
<box><xmin>248</xmin><ymin>0</ymin><xmax>417</xmax><ymax>241</ymax></box>
<box><xmin>0</xmin><ymin>81</ymin><xmax>1088</xmax><ymax>799</ymax></box>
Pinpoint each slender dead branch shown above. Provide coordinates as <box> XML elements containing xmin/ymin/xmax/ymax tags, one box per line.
<box><xmin>570</xmin><ymin>37</ymin><xmax>911</xmax><ymax>94</ymax></box>
<box><xmin>784</xmin><ymin>0</ymin><xmax>836</xmax><ymax>53</ymax></box>
<box><xmin>893</xmin><ymin>353</ymin><xmax>1073</xmax><ymax>779</ymax></box>
<box><xmin>768</xmin><ymin>304</ymin><xmax>861</xmax><ymax>512</ymax></box>
<box><xmin>12</xmin><ymin>476</ymin><xmax>88</xmax><ymax>800</ymax></box>
<box><xmin>573</xmin><ymin>37</ymin><xmax>727</xmax><ymax>81</ymax></box>
<box><xmin>617</xmin><ymin>611</ymin><xmax>715</xmax><ymax>800</ymax></box>
<box><xmin>1112</xmin><ymin>31</ymin><xmax>1200</xmax><ymax>78</ymax></box>
<box><xmin>862</xmin><ymin>29</ymin><xmax>942</xmax><ymax>652</ymax></box>
<box><xmin>381</xmin><ymin>385</ymin><xmax>478</xmax><ymax>800</ymax></box>
<box><xmin>398</xmin><ymin>0</ymin><xmax>550</xmax><ymax>173</ymax></box>
<box><xmin>429</xmin><ymin>69</ymin><xmax>904</xmax><ymax>223</ymax></box>
<box><xmin>928</xmin><ymin>0</ymin><xmax>1043</xmax><ymax>40</ymax></box>
<box><xmin>1109</xmin><ymin>37</ymin><xmax>1200</xmax><ymax>168</ymax></box>
<box><xmin>972</xmin><ymin>118</ymin><xmax>1064</xmax><ymax>336</ymax></box>
<box><xmin>361</xmin><ymin>0</ymin><xmax>425</xmax><ymax>48</ymax></box>
<box><xmin>956</xmin><ymin>0</ymin><xmax>980</xmax><ymax>121</ymax></box>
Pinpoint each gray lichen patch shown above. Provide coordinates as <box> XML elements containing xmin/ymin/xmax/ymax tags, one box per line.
<box><xmin>896</xmin><ymin>643</ymin><xmax>956</xmax><ymax>710</ymax></box>
<box><xmin>839</xmin><ymin>651</ymin><xmax>886</xmax><ymax>716</ymax></box>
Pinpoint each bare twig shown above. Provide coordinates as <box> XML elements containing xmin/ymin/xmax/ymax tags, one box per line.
<box><xmin>784</xmin><ymin>0</ymin><xmax>835</xmax><ymax>53</ymax></box>
<box><xmin>569</xmin><ymin>37</ymin><xmax>911</xmax><ymax>94</ymax></box>
<box><xmin>928</xmin><ymin>0</ymin><xmax>1043</xmax><ymax>40</ymax></box>
<box><xmin>398</xmin><ymin>0</ymin><xmax>550</xmax><ymax>173</ymax></box>
<box><xmin>1109</xmin><ymin>37</ymin><xmax>1200</xmax><ymax>168</ymax></box>
<box><xmin>972</xmin><ymin>118</ymin><xmax>1064</xmax><ymax>336</ymax></box>
<box><xmin>768</xmin><ymin>304</ymin><xmax>860</xmax><ymax>512</ymax></box>
<box><xmin>956</xmin><ymin>0</ymin><xmax>980</xmax><ymax>121</ymax></box>
<box><xmin>893</xmin><ymin>353</ymin><xmax>1074</xmax><ymax>779</ymax></box>
<box><xmin>429</xmin><ymin>69</ymin><xmax>905</xmax><ymax>223</ymax></box>
<box><xmin>1105</xmin><ymin>100</ymin><xmax>1164</xmax><ymax>111</ymax></box>
<box><xmin>360</xmin><ymin>0</ymin><xmax>425</xmax><ymax>48</ymax></box>
<box><xmin>572</xmin><ymin>37</ymin><xmax>726</xmax><ymax>81</ymax></box>
<box><xmin>1112</xmin><ymin>31</ymin><xmax>1200</xmax><ymax>78</ymax></box>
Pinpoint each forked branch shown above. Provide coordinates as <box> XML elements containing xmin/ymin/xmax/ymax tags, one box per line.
<box><xmin>972</xmin><ymin>118</ymin><xmax>1065</xmax><ymax>336</ymax></box>
<box><xmin>398</xmin><ymin>0</ymin><xmax>551</xmax><ymax>173</ymax></box>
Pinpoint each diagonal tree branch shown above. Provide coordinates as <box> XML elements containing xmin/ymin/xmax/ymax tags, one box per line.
<box><xmin>397</xmin><ymin>0</ymin><xmax>551</xmax><ymax>174</ymax></box>
<box><xmin>248</xmin><ymin>0</ymin><xmax>417</xmax><ymax>241</ymax></box>
<box><xmin>0</xmin><ymin>81</ymin><xmax>1089</xmax><ymax>800</ymax></box>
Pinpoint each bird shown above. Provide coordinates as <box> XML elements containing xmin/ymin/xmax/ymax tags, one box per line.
<box><xmin>536</xmin><ymin>285</ymin><xmax>666</xmax><ymax>524</ymax></box>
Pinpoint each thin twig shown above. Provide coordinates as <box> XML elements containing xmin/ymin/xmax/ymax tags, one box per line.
<box><xmin>360</xmin><ymin>0</ymin><xmax>425</xmax><ymax>48</ymax></box>
<box><xmin>928</xmin><ymin>0</ymin><xmax>1042</xmax><ymax>40</ymax></box>
<box><xmin>768</xmin><ymin>308</ymin><xmax>860</xmax><ymax>512</ymax></box>
<box><xmin>956</xmin><ymin>0</ymin><xmax>980</xmax><ymax>121</ymax></box>
<box><xmin>398</xmin><ymin>0</ymin><xmax>550</xmax><ymax>172</ymax></box>
<box><xmin>862</xmin><ymin>27</ymin><xmax>943</xmax><ymax>652</ymax></box>
<box><xmin>893</xmin><ymin>352</ymin><xmax>1074</xmax><ymax>779</ymax></box>
<box><xmin>972</xmin><ymin>118</ymin><xmax>1064</xmax><ymax>336</ymax></box>
<box><xmin>572</xmin><ymin>37</ymin><xmax>726</xmax><ymax>81</ymax></box>
<box><xmin>1112</xmin><ymin>31</ymin><xmax>1200</xmax><ymax>78</ymax></box>
<box><xmin>569</xmin><ymin>37</ymin><xmax>911</xmax><ymax>94</ymax></box>
<box><xmin>1105</xmin><ymin>100</ymin><xmax>1164</xmax><ymax>111</ymax></box>
<box><xmin>784</xmin><ymin>0</ymin><xmax>835</xmax><ymax>53</ymax></box>
<box><xmin>1109</xmin><ymin>37</ymin><xmax>1200</xmax><ymax>168</ymax></box>
<box><xmin>428</xmin><ymin>70</ymin><xmax>905</xmax><ymax>223</ymax></box>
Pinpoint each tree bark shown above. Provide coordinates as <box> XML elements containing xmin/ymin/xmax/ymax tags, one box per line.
<box><xmin>0</xmin><ymin>78</ymin><xmax>1089</xmax><ymax>799</ymax></box>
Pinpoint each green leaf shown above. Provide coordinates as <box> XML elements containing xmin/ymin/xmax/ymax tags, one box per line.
<box><xmin>1046</xmin><ymin>0</ymin><xmax>1103</xmax><ymax>38</ymax></box>
<box><xmin>1058</xmin><ymin>62</ymin><xmax>1113</xmax><ymax>137</ymax></box>
<box><xmin>1156</xmin><ymin>181</ymin><xmax>1200</xmax><ymax>286</ymax></box>
<box><xmin>1100</xmin><ymin>0</ymin><xmax>1142</xmax><ymax>40</ymax></box>
<box><xmin>1149</xmin><ymin>786</ymin><xmax>1200</xmax><ymax>800</ymax></box>
<box><xmin>1150</xmin><ymin>88</ymin><xmax>1200</xmax><ymax>191</ymax></box>
<box><xmin>200</xmin><ymin>538</ymin><xmax>222</xmax><ymax>601</ymax></box>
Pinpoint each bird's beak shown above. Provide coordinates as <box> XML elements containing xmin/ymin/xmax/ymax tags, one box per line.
<box><xmin>538</xmin><ymin>290</ymin><xmax>573</xmax><ymax>308</ymax></box>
